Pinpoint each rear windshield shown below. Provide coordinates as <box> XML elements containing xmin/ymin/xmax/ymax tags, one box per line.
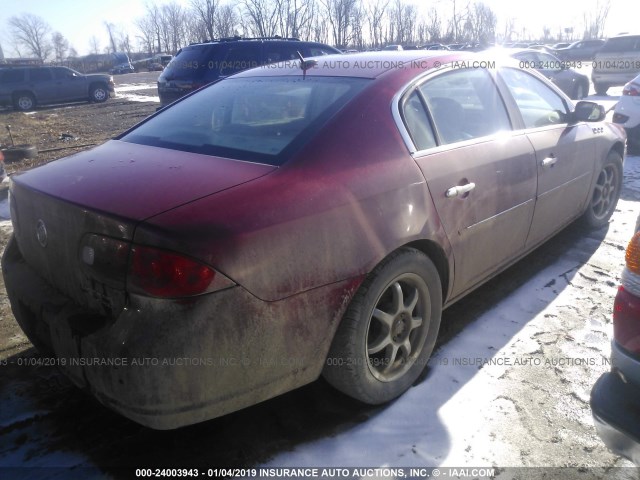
<box><xmin>121</xmin><ymin>76</ymin><xmax>369</xmax><ymax>165</ymax></box>
<box><xmin>601</xmin><ymin>36</ymin><xmax>640</xmax><ymax>53</ymax></box>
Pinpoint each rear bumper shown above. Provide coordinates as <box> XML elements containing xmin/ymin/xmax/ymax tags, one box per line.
<box><xmin>591</xmin><ymin>342</ymin><xmax>640</xmax><ymax>465</ymax></box>
<box><xmin>2</xmin><ymin>235</ymin><xmax>352</xmax><ymax>429</ymax></box>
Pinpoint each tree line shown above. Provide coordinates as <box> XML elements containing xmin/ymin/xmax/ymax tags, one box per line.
<box><xmin>4</xmin><ymin>0</ymin><xmax>611</xmax><ymax>63</ymax></box>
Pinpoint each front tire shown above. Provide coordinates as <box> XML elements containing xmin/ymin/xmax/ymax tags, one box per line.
<box><xmin>323</xmin><ymin>248</ymin><xmax>442</xmax><ymax>404</ymax></box>
<box><xmin>90</xmin><ymin>85</ymin><xmax>108</xmax><ymax>103</ymax></box>
<box><xmin>582</xmin><ymin>151</ymin><xmax>623</xmax><ymax>228</ymax></box>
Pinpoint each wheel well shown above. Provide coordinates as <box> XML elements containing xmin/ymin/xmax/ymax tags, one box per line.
<box><xmin>404</xmin><ymin>239</ymin><xmax>450</xmax><ymax>303</ymax></box>
<box><xmin>89</xmin><ymin>82</ymin><xmax>106</xmax><ymax>91</ymax></box>
<box><xmin>612</xmin><ymin>141</ymin><xmax>625</xmax><ymax>160</ymax></box>
<box><xmin>13</xmin><ymin>90</ymin><xmax>35</xmax><ymax>101</ymax></box>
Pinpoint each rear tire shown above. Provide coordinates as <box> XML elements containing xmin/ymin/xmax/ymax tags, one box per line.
<box><xmin>323</xmin><ymin>248</ymin><xmax>442</xmax><ymax>405</ymax></box>
<box><xmin>1</xmin><ymin>144</ymin><xmax>38</xmax><ymax>163</ymax></box>
<box><xmin>594</xmin><ymin>82</ymin><xmax>608</xmax><ymax>96</ymax></box>
<box><xmin>13</xmin><ymin>92</ymin><xmax>36</xmax><ymax>111</ymax></box>
<box><xmin>582</xmin><ymin>151</ymin><xmax>622</xmax><ymax>228</ymax></box>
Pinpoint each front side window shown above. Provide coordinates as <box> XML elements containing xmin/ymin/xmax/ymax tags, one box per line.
<box><xmin>499</xmin><ymin>67</ymin><xmax>568</xmax><ymax>129</ymax></box>
<box><xmin>121</xmin><ymin>76</ymin><xmax>369</xmax><ymax>165</ymax></box>
<box><xmin>418</xmin><ymin>68</ymin><xmax>511</xmax><ymax>145</ymax></box>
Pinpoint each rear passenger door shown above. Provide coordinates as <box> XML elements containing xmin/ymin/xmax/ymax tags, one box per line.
<box><xmin>402</xmin><ymin>68</ymin><xmax>538</xmax><ymax>299</ymax></box>
<box><xmin>498</xmin><ymin>67</ymin><xmax>597</xmax><ymax>248</ymax></box>
<box><xmin>28</xmin><ymin>68</ymin><xmax>55</xmax><ymax>103</ymax></box>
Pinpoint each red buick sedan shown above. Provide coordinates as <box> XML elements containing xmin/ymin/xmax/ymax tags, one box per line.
<box><xmin>3</xmin><ymin>51</ymin><xmax>625</xmax><ymax>429</ymax></box>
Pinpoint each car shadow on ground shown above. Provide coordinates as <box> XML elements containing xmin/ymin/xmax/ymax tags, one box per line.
<box><xmin>0</xmin><ymin>217</ymin><xmax>610</xmax><ymax>475</ymax></box>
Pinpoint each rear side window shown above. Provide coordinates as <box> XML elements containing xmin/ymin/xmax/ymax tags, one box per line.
<box><xmin>0</xmin><ymin>70</ymin><xmax>25</xmax><ymax>83</ymax></box>
<box><xmin>401</xmin><ymin>91</ymin><xmax>436</xmax><ymax>151</ymax></box>
<box><xmin>29</xmin><ymin>68</ymin><xmax>52</xmax><ymax>82</ymax></box>
<box><xmin>499</xmin><ymin>67</ymin><xmax>568</xmax><ymax>128</ymax></box>
<box><xmin>418</xmin><ymin>69</ymin><xmax>511</xmax><ymax>145</ymax></box>
<box><xmin>264</xmin><ymin>43</ymin><xmax>304</xmax><ymax>64</ymax></box>
<box><xmin>121</xmin><ymin>77</ymin><xmax>369</xmax><ymax>165</ymax></box>
<box><xmin>219</xmin><ymin>44</ymin><xmax>261</xmax><ymax>76</ymax></box>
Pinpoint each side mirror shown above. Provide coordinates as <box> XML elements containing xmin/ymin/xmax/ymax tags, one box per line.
<box><xmin>572</xmin><ymin>101</ymin><xmax>606</xmax><ymax>122</ymax></box>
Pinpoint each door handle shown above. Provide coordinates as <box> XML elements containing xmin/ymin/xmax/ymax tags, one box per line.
<box><xmin>446</xmin><ymin>182</ymin><xmax>476</xmax><ymax>198</ymax></box>
<box><xmin>542</xmin><ymin>156</ymin><xmax>557</xmax><ymax>167</ymax></box>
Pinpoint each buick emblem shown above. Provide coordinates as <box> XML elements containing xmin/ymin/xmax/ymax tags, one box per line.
<box><xmin>36</xmin><ymin>219</ymin><xmax>48</xmax><ymax>247</ymax></box>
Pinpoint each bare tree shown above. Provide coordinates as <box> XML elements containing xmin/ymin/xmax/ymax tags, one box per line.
<box><xmin>135</xmin><ymin>15</ymin><xmax>156</xmax><ymax>54</ymax></box>
<box><xmin>216</xmin><ymin>4</ymin><xmax>240</xmax><ymax>38</ymax></box>
<box><xmin>89</xmin><ymin>36</ymin><xmax>101</xmax><ymax>55</ymax></box>
<box><xmin>191</xmin><ymin>0</ymin><xmax>220</xmax><ymax>41</ymax></box>
<box><xmin>52</xmin><ymin>32</ymin><xmax>69</xmax><ymax>63</ymax></box>
<box><xmin>389</xmin><ymin>0</ymin><xmax>416</xmax><ymax>44</ymax></box>
<box><xmin>8</xmin><ymin>13</ymin><xmax>53</xmax><ymax>62</ymax></box>
<box><xmin>583</xmin><ymin>0</ymin><xmax>611</xmax><ymax>39</ymax></box>
<box><xmin>425</xmin><ymin>7</ymin><xmax>442</xmax><ymax>42</ymax></box>
<box><xmin>242</xmin><ymin>0</ymin><xmax>280</xmax><ymax>37</ymax></box>
<box><xmin>366</xmin><ymin>0</ymin><xmax>389</xmax><ymax>49</ymax></box>
<box><xmin>163</xmin><ymin>3</ymin><xmax>188</xmax><ymax>53</ymax></box>
<box><xmin>319</xmin><ymin>0</ymin><xmax>358</xmax><ymax>48</ymax></box>
<box><xmin>105</xmin><ymin>22</ymin><xmax>118</xmax><ymax>53</ymax></box>
<box><xmin>463</xmin><ymin>2</ymin><xmax>496</xmax><ymax>44</ymax></box>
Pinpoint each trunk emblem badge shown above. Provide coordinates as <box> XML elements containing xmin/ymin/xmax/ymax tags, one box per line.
<box><xmin>36</xmin><ymin>220</ymin><xmax>48</xmax><ymax>247</ymax></box>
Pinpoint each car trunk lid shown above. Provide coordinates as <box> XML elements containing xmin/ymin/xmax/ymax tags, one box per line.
<box><xmin>9</xmin><ymin>140</ymin><xmax>275</xmax><ymax>316</ymax></box>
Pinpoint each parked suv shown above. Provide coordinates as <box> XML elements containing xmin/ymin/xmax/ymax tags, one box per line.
<box><xmin>592</xmin><ymin>34</ymin><xmax>640</xmax><ymax>95</ymax></box>
<box><xmin>0</xmin><ymin>66</ymin><xmax>115</xmax><ymax>111</ymax></box>
<box><xmin>553</xmin><ymin>39</ymin><xmax>604</xmax><ymax>61</ymax></box>
<box><xmin>157</xmin><ymin>36</ymin><xmax>341</xmax><ymax>106</ymax></box>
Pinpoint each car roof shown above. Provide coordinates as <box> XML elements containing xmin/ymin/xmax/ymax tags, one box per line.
<box><xmin>233</xmin><ymin>50</ymin><xmax>470</xmax><ymax>79</ymax></box>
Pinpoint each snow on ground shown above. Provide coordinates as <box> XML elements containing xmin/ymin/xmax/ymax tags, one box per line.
<box><xmin>260</xmin><ymin>154</ymin><xmax>640</xmax><ymax>471</ymax></box>
<box><xmin>114</xmin><ymin>82</ymin><xmax>159</xmax><ymax>104</ymax></box>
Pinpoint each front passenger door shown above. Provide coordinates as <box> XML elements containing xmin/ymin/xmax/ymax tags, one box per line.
<box><xmin>499</xmin><ymin>67</ymin><xmax>597</xmax><ymax>248</ymax></box>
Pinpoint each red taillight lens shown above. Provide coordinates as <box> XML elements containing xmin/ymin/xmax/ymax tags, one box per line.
<box><xmin>614</xmin><ymin>286</ymin><xmax>640</xmax><ymax>354</ymax></box>
<box><xmin>623</xmin><ymin>83</ymin><xmax>640</xmax><ymax>96</ymax></box>
<box><xmin>128</xmin><ymin>245</ymin><xmax>228</xmax><ymax>298</ymax></box>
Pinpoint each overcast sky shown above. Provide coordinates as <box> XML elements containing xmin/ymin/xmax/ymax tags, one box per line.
<box><xmin>0</xmin><ymin>0</ymin><xmax>635</xmax><ymax>57</ymax></box>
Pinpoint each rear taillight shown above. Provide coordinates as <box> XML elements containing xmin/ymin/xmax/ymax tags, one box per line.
<box><xmin>623</xmin><ymin>83</ymin><xmax>640</xmax><ymax>96</ymax></box>
<box><xmin>614</xmin><ymin>233</ymin><xmax>640</xmax><ymax>354</ymax></box>
<box><xmin>127</xmin><ymin>245</ymin><xmax>234</xmax><ymax>298</ymax></box>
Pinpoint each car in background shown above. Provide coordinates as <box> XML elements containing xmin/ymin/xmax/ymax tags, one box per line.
<box><xmin>554</xmin><ymin>39</ymin><xmax>605</xmax><ymax>61</ymax></box>
<box><xmin>497</xmin><ymin>48</ymin><xmax>590</xmax><ymax>99</ymax></box>
<box><xmin>592</xmin><ymin>34</ymin><xmax>640</xmax><ymax>95</ymax></box>
<box><xmin>591</xmin><ymin>227</ymin><xmax>640</xmax><ymax>465</ymax></box>
<box><xmin>157</xmin><ymin>36</ymin><xmax>341</xmax><ymax>107</ymax></box>
<box><xmin>551</xmin><ymin>42</ymin><xmax>571</xmax><ymax>50</ymax></box>
<box><xmin>147</xmin><ymin>62</ymin><xmax>164</xmax><ymax>72</ymax></box>
<box><xmin>3</xmin><ymin>51</ymin><xmax>625</xmax><ymax>429</ymax></box>
<box><xmin>382</xmin><ymin>44</ymin><xmax>403</xmax><ymax>51</ymax></box>
<box><xmin>0</xmin><ymin>66</ymin><xmax>114</xmax><ymax>111</ymax></box>
<box><xmin>613</xmin><ymin>73</ymin><xmax>640</xmax><ymax>153</ymax></box>
<box><xmin>111</xmin><ymin>62</ymin><xmax>135</xmax><ymax>75</ymax></box>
